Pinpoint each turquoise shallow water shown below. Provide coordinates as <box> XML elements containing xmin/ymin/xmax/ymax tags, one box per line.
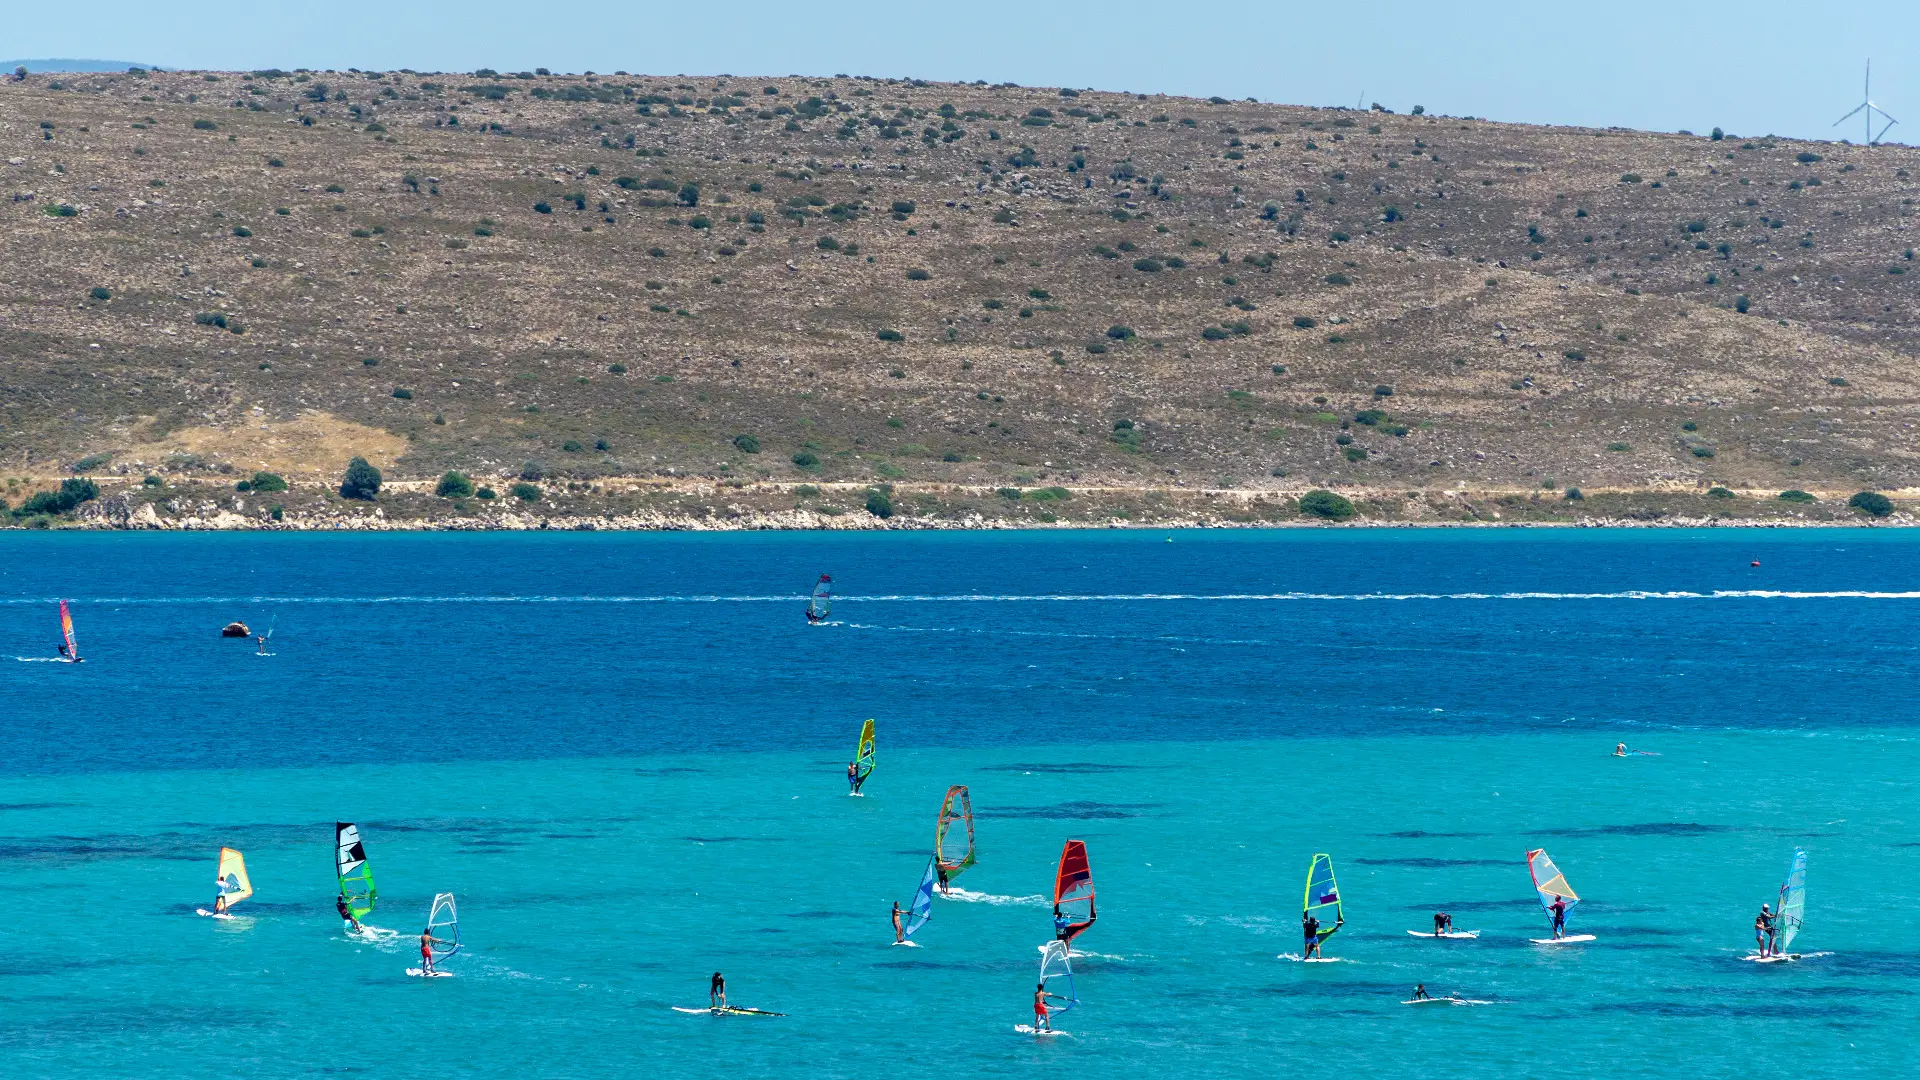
<box><xmin>1</xmin><ymin>530</ymin><xmax>1917</xmax><ymax>1078</ymax></box>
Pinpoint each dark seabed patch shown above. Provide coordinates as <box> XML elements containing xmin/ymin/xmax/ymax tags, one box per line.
<box><xmin>1254</xmin><ymin>981</ymin><xmax>1413</xmax><ymax>1000</ymax></box>
<box><xmin>976</xmin><ymin>801</ymin><xmax>1160</xmax><ymax>820</ymax></box>
<box><xmin>541</xmin><ymin>832</ymin><xmax>597</xmax><ymax>839</ymax></box>
<box><xmin>1541</xmin><ymin>822</ymin><xmax>1733</xmax><ymax>838</ymax></box>
<box><xmin>632</xmin><ymin>767</ymin><xmax>704</xmax><ymax>776</ymax></box>
<box><xmin>0</xmin><ymin>955</ymin><xmax>119</xmax><ymax>977</ymax></box>
<box><xmin>1355</xmin><ymin>857</ymin><xmax>1511</xmax><ymax>868</ymax></box>
<box><xmin>683</xmin><ymin>836</ymin><xmax>761</xmax><ymax>844</ymax></box>
<box><xmin>1819</xmin><ymin>951</ymin><xmax>1920</xmax><ymax>978</ymax></box>
<box><xmin>0</xmin><ymin>803</ymin><xmax>73</xmax><ymax>811</ymax></box>
<box><xmin>1402</xmin><ymin>899</ymin><xmax>1539</xmax><ymax>912</ymax></box>
<box><xmin>1376</xmin><ymin>830</ymin><xmax>1487</xmax><ymax>840</ymax></box>
<box><xmin>980</xmin><ymin>763</ymin><xmax>1155</xmax><ymax>774</ymax></box>
<box><xmin>784</xmin><ymin>910</ymin><xmax>861</xmax><ymax>920</ymax></box>
<box><xmin>1592</xmin><ymin>999</ymin><xmax>1864</xmax><ymax>1019</ymax></box>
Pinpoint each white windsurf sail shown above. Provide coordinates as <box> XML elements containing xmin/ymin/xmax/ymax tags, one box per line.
<box><xmin>1038</xmin><ymin>939</ymin><xmax>1077</xmax><ymax>1014</ymax></box>
<box><xmin>426</xmin><ymin>892</ymin><xmax>459</xmax><ymax>964</ymax></box>
<box><xmin>903</xmin><ymin>858</ymin><xmax>937</xmax><ymax>941</ymax></box>
<box><xmin>1776</xmin><ymin>848</ymin><xmax>1807</xmax><ymax>953</ymax></box>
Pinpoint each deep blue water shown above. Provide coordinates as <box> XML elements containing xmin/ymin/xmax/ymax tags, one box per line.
<box><xmin>1</xmin><ymin>530</ymin><xmax>1916</xmax><ymax>1078</ymax></box>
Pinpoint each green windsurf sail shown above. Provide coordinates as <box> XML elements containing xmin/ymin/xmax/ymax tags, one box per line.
<box><xmin>1304</xmin><ymin>853</ymin><xmax>1343</xmax><ymax>943</ymax></box>
<box><xmin>335</xmin><ymin>822</ymin><xmax>376</xmax><ymax>920</ymax></box>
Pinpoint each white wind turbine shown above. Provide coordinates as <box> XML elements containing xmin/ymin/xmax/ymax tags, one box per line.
<box><xmin>1834</xmin><ymin>60</ymin><xmax>1898</xmax><ymax>145</ymax></box>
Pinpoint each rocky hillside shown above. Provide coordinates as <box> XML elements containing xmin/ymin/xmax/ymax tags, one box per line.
<box><xmin>2</xmin><ymin>66</ymin><xmax>1918</xmax><ymax>526</ymax></box>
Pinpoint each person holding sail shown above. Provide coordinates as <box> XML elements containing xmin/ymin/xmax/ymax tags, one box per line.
<box><xmin>337</xmin><ymin>894</ymin><xmax>363</xmax><ymax>933</ymax></box>
<box><xmin>419</xmin><ymin>925</ymin><xmax>450</xmax><ymax>974</ymax></box>
<box><xmin>1303</xmin><ymin>910</ymin><xmax>1333</xmax><ymax>958</ymax></box>
<box><xmin>1547</xmin><ymin>894</ymin><xmax>1569</xmax><ymax>939</ymax></box>
<box><xmin>891</xmin><ymin>902</ymin><xmax>904</xmax><ymax>944</ymax></box>
<box><xmin>1032</xmin><ymin>981</ymin><xmax>1058</xmax><ymax>1032</ymax></box>
<box><xmin>1754</xmin><ymin>903</ymin><xmax>1775</xmax><ymax>957</ymax></box>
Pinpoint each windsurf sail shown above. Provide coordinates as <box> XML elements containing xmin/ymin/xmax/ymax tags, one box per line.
<box><xmin>903</xmin><ymin>858</ymin><xmax>937</xmax><ymax>941</ymax></box>
<box><xmin>1303</xmin><ymin>853</ymin><xmax>1342</xmax><ymax>941</ymax></box>
<box><xmin>1776</xmin><ymin>848</ymin><xmax>1807</xmax><ymax>953</ymax></box>
<box><xmin>58</xmin><ymin>600</ymin><xmax>79</xmax><ymax>661</ymax></box>
<box><xmin>1054</xmin><ymin>840</ymin><xmax>1095</xmax><ymax>945</ymax></box>
<box><xmin>215</xmin><ymin>847</ymin><xmax>252</xmax><ymax>908</ymax></box>
<box><xmin>1038</xmin><ymin>940</ymin><xmax>1078</xmax><ymax>1014</ymax></box>
<box><xmin>1527</xmin><ymin>848</ymin><xmax>1580</xmax><ymax>923</ymax></box>
<box><xmin>335</xmin><ymin>822</ymin><xmax>376</xmax><ymax>920</ymax></box>
<box><xmin>935</xmin><ymin>785</ymin><xmax>976</xmax><ymax>880</ymax></box>
<box><xmin>426</xmin><ymin>893</ymin><xmax>459</xmax><ymax>963</ymax></box>
<box><xmin>807</xmin><ymin>575</ymin><xmax>832</xmax><ymax>621</ymax></box>
<box><xmin>853</xmin><ymin>719</ymin><xmax>876</xmax><ymax>788</ymax></box>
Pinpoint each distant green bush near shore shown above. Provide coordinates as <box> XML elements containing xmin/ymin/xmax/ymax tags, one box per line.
<box><xmin>1298</xmin><ymin>489</ymin><xmax>1355</xmax><ymax>521</ymax></box>
<box><xmin>1026</xmin><ymin>486</ymin><xmax>1071</xmax><ymax>501</ymax></box>
<box><xmin>511</xmin><ymin>482</ymin><xmax>541</xmax><ymax>501</ymax></box>
<box><xmin>1849</xmin><ymin>491</ymin><xmax>1893</xmax><ymax>517</ymax></box>
<box><xmin>14</xmin><ymin>478</ymin><xmax>99</xmax><ymax>517</ymax></box>
<box><xmin>436</xmin><ymin>471</ymin><xmax>475</xmax><ymax>498</ymax></box>
<box><xmin>865</xmin><ymin>488</ymin><xmax>893</xmax><ymax>518</ymax></box>
<box><xmin>339</xmin><ymin>457</ymin><xmax>382</xmax><ymax>500</ymax></box>
<box><xmin>1777</xmin><ymin>490</ymin><xmax>1816</xmax><ymax>503</ymax></box>
<box><xmin>249</xmin><ymin>472</ymin><xmax>288</xmax><ymax>493</ymax></box>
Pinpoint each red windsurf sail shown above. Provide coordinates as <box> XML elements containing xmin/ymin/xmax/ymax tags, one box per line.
<box><xmin>1054</xmin><ymin>840</ymin><xmax>1095</xmax><ymax>945</ymax></box>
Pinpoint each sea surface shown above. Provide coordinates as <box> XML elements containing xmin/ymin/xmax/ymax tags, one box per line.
<box><xmin>0</xmin><ymin>529</ymin><xmax>1914</xmax><ymax>1079</ymax></box>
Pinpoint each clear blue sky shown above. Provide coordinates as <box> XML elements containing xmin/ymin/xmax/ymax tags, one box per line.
<box><xmin>8</xmin><ymin>0</ymin><xmax>1917</xmax><ymax>142</ymax></box>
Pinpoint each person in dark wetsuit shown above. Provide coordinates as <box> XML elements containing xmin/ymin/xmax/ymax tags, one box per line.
<box><xmin>1433</xmin><ymin>912</ymin><xmax>1453</xmax><ymax>935</ymax></box>
<box><xmin>936</xmin><ymin>864</ymin><xmax>951</xmax><ymax>897</ymax></box>
<box><xmin>337</xmin><ymin>894</ymin><xmax>362</xmax><ymax>932</ymax></box>
<box><xmin>709</xmin><ymin>972</ymin><xmax>726</xmax><ymax>1009</ymax></box>
<box><xmin>1411</xmin><ymin>983</ymin><xmax>1432</xmax><ymax>1001</ymax></box>
<box><xmin>1755</xmin><ymin>903</ymin><xmax>1775</xmax><ymax>956</ymax></box>
<box><xmin>1302</xmin><ymin>911</ymin><xmax>1323</xmax><ymax>958</ymax></box>
<box><xmin>1547</xmin><ymin>895</ymin><xmax>1569</xmax><ymax>938</ymax></box>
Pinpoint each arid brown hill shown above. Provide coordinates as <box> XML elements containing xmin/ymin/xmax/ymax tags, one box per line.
<box><xmin>2</xmin><ymin>66</ymin><xmax>1918</xmax><ymax>524</ymax></box>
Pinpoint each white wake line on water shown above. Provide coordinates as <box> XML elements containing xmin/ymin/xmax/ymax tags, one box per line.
<box><xmin>8</xmin><ymin>589</ymin><xmax>1920</xmax><ymax>605</ymax></box>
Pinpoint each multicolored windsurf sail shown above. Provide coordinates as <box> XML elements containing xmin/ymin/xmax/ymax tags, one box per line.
<box><xmin>426</xmin><ymin>893</ymin><xmax>460</xmax><ymax>963</ymax></box>
<box><xmin>1776</xmin><ymin>848</ymin><xmax>1807</xmax><ymax>953</ymax></box>
<box><xmin>215</xmin><ymin>847</ymin><xmax>253</xmax><ymax>909</ymax></box>
<box><xmin>1038</xmin><ymin>940</ymin><xmax>1078</xmax><ymax>1014</ymax></box>
<box><xmin>853</xmin><ymin>719</ymin><xmax>876</xmax><ymax>788</ymax></box>
<box><xmin>935</xmin><ymin>785</ymin><xmax>976</xmax><ymax>880</ymax></box>
<box><xmin>904</xmin><ymin>858</ymin><xmax>937</xmax><ymax>941</ymax></box>
<box><xmin>1303</xmin><ymin>853</ymin><xmax>1342</xmax><ymax>941</ymax></box>
<box><xmin>1054</xmin><ymin>840</ymin><xmax>1096</xmax><ymax>945</ymax></box>
<box><xmin>807</xmin><ymin>575</ymin><xmax>832</xmax><ymax>622</ymax></box>
<box><xmin>58</xmin><ymin>600</ymin><xmax>79</xmax><ymax>661</ymax></box>
<box><xmin>1527</xmin><ymin>848</ymin><xmax>1580</xmax><ymax>920</ymax></box>
<box><xmin>335</xmin><ymin>822</ymin><xmax>376</xmax><ymax>920</ymax></box>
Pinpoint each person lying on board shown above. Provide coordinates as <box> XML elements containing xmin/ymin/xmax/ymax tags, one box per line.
<box><xmin>891</xmin><ymin>902</ymin><xmax>904</xmax><ymax>944</ymax></box>
<box><xmin>710</xmin><ymin>972</ymin><xmax>726</xmax><ymax>1009</ymax></box>
<box><xmin>419</xmin><ymin>928</ymin><xmax>448</xmax><ymax>973</ymax></box>
<box><xmin>337</xmin><ymin>894</ymin><xmax>362</xmax><ymax>932</ymax></box>
<box><xmin>1411</xmin><ymin>983</ymin><xmax>1431</xmax><ymax>1001</ymax></box>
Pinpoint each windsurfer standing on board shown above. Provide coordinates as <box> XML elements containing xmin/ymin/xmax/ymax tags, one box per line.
<box><xmin>891</xmin><ymin>902</ymin><xmax>904</xmax><ymax>944</ymax></box>
<box><xmin>1032</xmin><ymin>982</ymin><xmax>1055</xmax><ymax>1032</ymax></box>
<box><xmin>935</xmin><ymin>864</ymin><xmax>951</xmax><ymax>897</ymax></box>
<box><xmin>212</xmin><ymin>894</ymin><xmax>228</xmax><ymax>916</ymax></box>
<box><xmin>1547</xmin><ymin>895</ymin><xmax>1569</xmax><ymax>939</ymax></box>
<box><xmin>709</xmin><ymin>972</ymin><xmax>727</xmax><ymax>1009</ymax></box>
<box><xmin>337</xmin><ymin>894</ymin><xmax>362</xmax><ymax>933</ymax></box>
<box><xmin>1303</xmin><ymin>911</ymin><xmax>1324</xmax><ymax>958</ymax></box>
<box><xmin>1755</xmin><ymin>903</ymin><xmax>1775</xmax><ymax>957</ymax></box>
<box><xmin>419</xmin><ymin>927</ymin><xmax>448</xmax><ymax>974</ymax></box>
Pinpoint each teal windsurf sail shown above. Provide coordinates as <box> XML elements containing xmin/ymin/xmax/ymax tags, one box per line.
<box><xmin>1038</xmin><ymin>940</ymin><xmax>1077</xmax><ymax>1014</ymax></box>
<box><xmin>1304</xmin><ymin>853</ymin><xmax>1343</xmax><ymax>942</ymax></box>
<box><xmin>335</xmin><ymin>822</ymin><xmax>375</xmax><ymax>920</ymax></box>
<box><xmin>1776</xmin><ymin>848</ymin><xmax>1807</xmax><ymax>953</ymax></box>
<box><xmin>903</xmin><ymin>858</ymin><xmax>937</xmax><ymax>942</ymax></box>
<box><xmin>426</xmin><ymin>893</ymin><xmax>459</xmax><ymax>964</ymax></box>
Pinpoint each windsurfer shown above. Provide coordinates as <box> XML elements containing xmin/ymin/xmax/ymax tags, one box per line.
<box><xmin>337</xmin><ymin>894</ymin><xmax>363</xmax><ymax>932</ymax></box>
<box><xmin>419</xmin><ymin>928</ymin><xmax>448</xmax><ymax>973</ymax></box>
<box><xmin>891</xmin><ymin>902</ymin><xmax>904</xmax><ymax>944</ymax></box>
<box><xmin>1433</xmin><ymin>912</ymin><xmax>1453</xmax><ymax>935</ymax></box>
<box><xmin>1032</xmin><ymin>982</ymin><xmax>1053</xmax><ymax>1032</ymax></box>
<box><xmin>709</xmin><ymin>972</ymin><xmax>727</xmax><ymax>1009</ymax></box>
<box><xmin>212</xmin><ymin>894</ymin><xmax>228</xmax><ymax>915</ymax></box>
<box><xmin>257</xmin><ymin>635</ymin><xmax>267</xmax><ymax>655</ymax></box>
<box><xmin>1547</xmin><ymin>895</ymin><xmax>1569</xmax><ymax>938</ymax></box>
<box><xmin>1614</xmin><ymin>742</ymin><xmax>1628</xmax><ymax>757</ymax></box>
<box><xmin>1755</xmin><ymin>904</ymin><xmax>1775</xmax><ymax>957</ymax></box>
<box><xmin>1411</xmin><ymin>983</ymin><xmax>1431</xmax><ymax>1001</ymax></box>
<box><xmin>936</xmin><ymin>864</ymin><xmax>951</xmax><ymax>896</ymax></box>
<box><xmin>1303</xmin><ymin>911</ymin><xmax>1322</xmax><ymax>958</ymax></box>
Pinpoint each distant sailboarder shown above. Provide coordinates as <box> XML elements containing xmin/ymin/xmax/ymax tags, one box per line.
<box><xmin>934</xmin><ymin>786</ymin><xmax>975</xmax><ymax>895</ymax></box>
<box><xmin>197</xmin><ymin>847</ymin><xmax>252</xmax><ymax>918</ymax></box>
<box><xmin>806</xmin><ymin>574</ymin><xmax>832</xmax><ymax>623</ymax></box>
<box><xmin>1299</xmin><ymin>853</ymin><xmax>1344</xmax><ymax>960</ymax></box>
<box><xmin>1746</xmin><ymin>848</ymin><xmax>1807</xmax><ymax>962</ymax></box>
<box><xmin>335</xmin><ymin>823</ymin><xmax>377</xmax><ymax>933</ymax></box>
<box><xmin>1527</xmin><ymin>848</ymin><xmax>1595</xmax><ymax>944</ymax></box>
<box><xmin>1053</xmin><ymin>840</ymin><xmax>1096</xmax><ymax>947</ymax></box>
<box><xmin>893</xmin><ymin>858</ymin><xmax>938</xmax><ymax>946</ymax></box>
<box><xmin>55</xmin><ymin>600</ymin><xmax>82</xmax><ymax>662</ymax></box>
<box><xmin>848</xmin><ymin>719</ymin><xmax>876</xmax><ymax>795</ymax></box>
<box><xmin>1015</xmin><ymin>941</ymin><xmax>1077</xmax><ymax>1035</ymax></box>
<box><xmin>406</xmin><ymin>893</ymin><xmax>459</xmax><ymax>977</ymax></box>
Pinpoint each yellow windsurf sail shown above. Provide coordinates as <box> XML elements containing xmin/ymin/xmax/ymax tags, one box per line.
<box><xmin>852</xmin><ymin>719</ymin><xmax>876</xmax><ymax>790</ymax></box>
<box><xmin>1527</xmin><ymin>848</ymin><xmax>1579</xmax><ymax>907</ymax></box>
<box><xmin>216</xmin><ymin>847</ymin><xmax>253</xmax><ymax>908</ymax></box>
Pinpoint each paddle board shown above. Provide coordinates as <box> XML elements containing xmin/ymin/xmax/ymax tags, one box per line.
<box><xmin>890</xmin><ymin>940</ymin><xmax>920</xmax><ymax>948</ymax></box>
<box><xmin>1403</xmin><ymin>997</ymin><xmax>1462</xmax><ymax>1005</ymax></box>
<box><xmin>1529</xmin><ymin>934</ymin><xmax>1596</xmax><ymax>945</ymax></box>
<box><xmin>195</xmin><ymin>909</ymin><xmax>236</xmax><ymax>920</ymax></box>
<box><xmin>405</xmin><ymin>968</ymin><xmax>454</xmax><ymax>978</ymax></box>
<box><xmin>673</xmin><ymin>1006</ymin><xmax>784</xmax><ymax>1016</ymax></box>
<box><xmin>1014</xmin><ymin>1025</ymin><xmax>1067</xmax><ymax>1036</ymax></box>
<box><xmin>1742</xmin><ymin>953</ymin><xmax>1801</xmax><ymax>963</ymax></box>
<box><xmin>1407</xmin><ymin>930</ymin><xmax>1480</xmax><ymax>939</ymax></box>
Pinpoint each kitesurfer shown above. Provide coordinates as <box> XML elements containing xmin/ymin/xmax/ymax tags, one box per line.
<box><xmin>709</xmin><ymin>972</ymin><xmax>726</xmax><ymax>1009</ymax></box>
<box><xmin>1547</xmin><ymin>895</ymin><xmax>1569</xmax><ymax>938</ymax></box>
<box><xmin>891</xmin><ymin>902</ymin><xmax>904</xmax><ymax>943</ymax></box>
<box><xmin>337</xmin><ymin>894</ymin><xmax>362</xmax><ymax>932</ymax></box>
